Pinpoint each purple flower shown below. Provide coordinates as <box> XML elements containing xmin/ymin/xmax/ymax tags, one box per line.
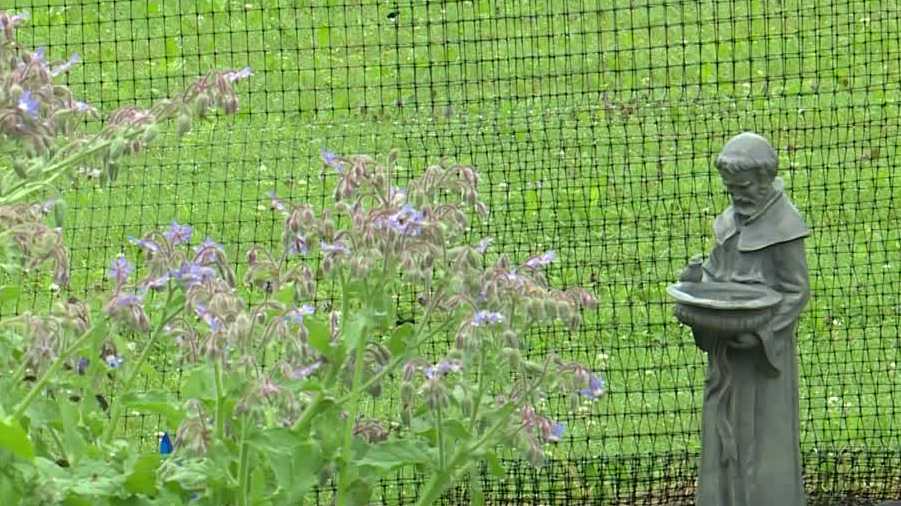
<box><xmin>475</xmin><ymin>238</ymin><xmax>493</xmax><ymax>254</ymax></box>
<box><xmin>111</xmin><ymin>293</ymin><xmax>143</xmax><ymax>308</ymax></box>
<box><xmin>320</xmin><ymin>240</ymin><xmax>349</xmax><ymax>255</ymax></box>
<box><xmin>285</xmin><ymin>360</ymin><xmax>322</xmax><ymax>380</ymax></box>
<box><xmin>578</xmin><ymin>373</ymin><xmax>606</xmax><ymax>401</ymax></box>
<box><xmin>383</xmin><ymin>204</ymin><xmax>425</xmax><ymax>237</ymax></box>
<box><xmin>224</xmin><ymin>66</ymin><xmax>253</xmax><ymax>82</ymax></box>
<box><xmin>284</xmin><ymin>304</ymin><xmax>315</xmax><ymax>325</ymax></box>
<box><xmin>128</xmin><ymin>236</ymin><xmax>162</xmax><ymax>254</ymax></box>
<box><xmin>389</xmin><ymin>186</ymin><xmax>406</xmax><ymax>202</ymax></box>
<box><xmin>107</xmin><ymin>255</ymin><xmax>133</xmax><ymax>286</ymax></box>
<box><xmin>524</xmin><ymin>250</ymin><xmax>556</xmax><ymax>270</ymax></box>
<box><xmin>267</xmin><ymin>191</ymin><xmax>287</xmax><ymax>212</ymax></box>
<box><xmin>32</xmin><ymin>47</ymin><xmax>46</xmax><ymax>65</ymax></box>
<box><xmin>287</xmin><ymin>233</ymin><xmax>309</xmax><ymax>256</ymax></box>
<box><xmin>320</xmin><ymin>148</ymin><xmax>343</xmax><ymax>172</ymax></box>
<box><xmin>173</xmin><ymin>262</ymin><xmax>216</xmax><ymax>288</ymax></box>
<box><xmin>164</xmin><ymin>221</ymin><xmax>193</xmax><ymax>245</ymax></box>
<box><xmin>424</xmin><ymin>359</ymin><xmax>462</xmax><ymax>380</ymax></box>
<box><xmin>73</xmin><ymin>100</ymin><xmax>92</xmax><ymax>113</ymax></box>
<box><xmin>51</xmin><ymin>52</ymin><xmax>80</xmax><ymax>77</ymax></box>
<box><xmin>143</xmin><ymin>272</ymin><xmax>171</xmax><ymax>291</ymax></box>
<box><xmin>193</xmin><ymin>304</ymin><xmax>220</xmax><ymax>332</ymax></box>
<box><xmin>104</xmin><ymin>354</ymin><xmax>124</xmax><ymax>369</ymax></box>
<box><xmin>17</xmin><ymin>90</ymin><xmax>39</xmax><ymax>119</ymax></box>
<box><xmin>547</xmin><ymin>422</ymin><xmax>565</xmax><ymax>443</ymax></box>
<box><xmin>471</xmin><ymin>310</ymin><xmax>504</xmax><ymax>327</ymax></box>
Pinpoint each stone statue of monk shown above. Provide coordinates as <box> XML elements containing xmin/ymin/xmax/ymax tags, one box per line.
<box><xmin>680</xmin><ymin>132</ymin><xmax>810</xmax><ymax>506</ymax></box>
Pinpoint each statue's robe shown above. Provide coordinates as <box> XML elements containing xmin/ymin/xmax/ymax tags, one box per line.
<box><xmin>694</xmin><ymin>179</ymin><xmax>810</xmax><ymax>506</ymax></box>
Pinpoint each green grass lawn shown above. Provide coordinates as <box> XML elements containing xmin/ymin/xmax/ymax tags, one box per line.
<box><xmin>6</xmin><ymin>0</ymin><xmax>900</xmax><ymax>500</ymax></box>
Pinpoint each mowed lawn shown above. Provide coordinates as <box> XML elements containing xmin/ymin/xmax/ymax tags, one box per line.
<box><xmin>6</xmin><ymin>0</ymin><xmax>899</xmax><ymax>497</ymax></box>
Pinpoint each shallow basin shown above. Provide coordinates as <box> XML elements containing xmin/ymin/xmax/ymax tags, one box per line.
<box><xmin>666</xmin><ymin>281</ymin><xmax>782</xmax><ymax>334</ymax></box>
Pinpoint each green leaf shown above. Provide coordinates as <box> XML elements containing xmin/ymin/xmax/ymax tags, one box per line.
<box><xmin>355</xmin><ymin>439</ymin><xmax>435</xmax><ymax>472</ymax></box>
<box><xmin>0</xmin><ymin>285</ymin><xmax>20</xmax><ymax>304</ymax></box>
<box><xmin>122</xmin><ymin>390</ymin><xmax>185</xmax><ymax>428</ymax></box>
<box><xmin>343</xmin><ymin>313</ymin><xmax>368</xmax><ymax>349</ymax></box>
<box><xmin>181</xmin><ymin>365</ymin><xmax>216</xmax><ymax>401</ymax></box>
<box><xmin>124</xmin><ymin>453</ymin><xmax>161</xmax><ymax>496</ymax></box>
<box><xmin>0</xmin><ymin>416</ymin><xmax>33</xmax><ymax>461</ymax></box>
<box><xmin>250</xmin><ymin>429</ymin><xmax>322</xmax><ymax>502</ymax></box>
<box><xmin>273</xmin><ymin>283</ymin><xmax>294</xmax><ymax>306</ymax></box>
<box><xmin>387</xmin><ymin>323</ymin><xmax>414</xmax><ymax>355</ymax></box>
<box><xmin>344</xmin><ymin>480</ymin><xmax>373</xmax><ymax>506</ymax></box>
<box><xmin>306</xmin><ymin>316</ymin><xmax>331</xmax><ymax>355</ymax></box>
<box><xmin>483</xmin><ymin>450</ymin><xmax>506</xmax><ymax>479</ymax></box>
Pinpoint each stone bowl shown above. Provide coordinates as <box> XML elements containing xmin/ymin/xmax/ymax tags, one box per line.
<box><xmin>666</xmin><ymin>281</ymin><xmax>782</xmax><ymax>336</ymax></box>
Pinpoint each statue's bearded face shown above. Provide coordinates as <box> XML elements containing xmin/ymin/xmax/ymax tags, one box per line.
<box><xmin>720</xmin><ymin>170</ymin><xmax>772</xmax><ymax>217</ymax></box>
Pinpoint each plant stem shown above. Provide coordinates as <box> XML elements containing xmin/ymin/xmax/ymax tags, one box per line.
<box><xmin>3</xmin><ymin>134</ymin><xmax>123</xmax><ymax>204</ymax></box>
<box><xmin>336</xmin><ymin>329</ymin><xmax>366</xmax><ymax>505</ymax></box>
<box><xmin>12</xmin><ymin>325</ymin><xmax>95</xmax><ymax>419</ymax></box>
<box><xmin>413</xmin><ymin>358</ymin><xmax>553</xmax><ymax>506</ymax></box>
<box><xmin>214</xmin><ymin>358</ymin><xmax>226</xmax><ymax>439</ymax></box>
<box><xmin>100</xmin><ymin>304</ymin><xmax>182</xmax><ymax>444</ymax></box>
<box><xmin>435</xmin><ymin>402</ymin><xmax>446</xmax><ymax>471</ymax></box>
<box><xmin>237</xmin><ymin>414</ymin><xmax>251</xmax><ymax>506</ymax></box>
<box><xmin>469</xmin><ymin>349</ymin><xmax>487</xmax><ymax>433</ymax></box>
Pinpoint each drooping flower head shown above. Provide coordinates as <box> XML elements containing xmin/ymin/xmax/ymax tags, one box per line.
<box><xmin>579</xmin><ymin>373</ymin><xmax>606</xmax><ymax>401</ymax></box>
<box><xmin>320</xmin><ymin>148</ymin><xmax>344</xmax><ymax>173</ymax></box>
<box><xmin>524</xmin><ymin>250</ymin><xmax>556</xmax><ymax>270</ymax></box>
<box><xmin>51</xmin><ymin>52</ymin><xmax>80</xmax><ymax>77</ymax></box>
<box><xmin>164</xmin><ymin>221</ymin><xmax>193</xmax><ymax>245</ymax></box>
<box><xmin>17</xmin><ymin>90</ymin><xmax>39</xmax><ymax>119</ymax></box>
<box><xmin>107</xmin><ymin>254</ymin><xmax>133</xmax><ymax>287</ymax></box>
<box><xmin>471</xmin><ymin>310</ymin><xmax>504</xmax><ymax>327</ymax></box>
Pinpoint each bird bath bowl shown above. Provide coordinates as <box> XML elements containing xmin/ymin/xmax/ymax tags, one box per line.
<box><xmin>666</xmin><ymin>281</ymin><xmax>782</xmax><ymax>336</ymax></box>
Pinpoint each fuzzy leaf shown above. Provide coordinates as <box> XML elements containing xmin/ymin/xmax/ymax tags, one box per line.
<box><xmin>355</xmin><ymin>439</ymin><xmax>435</xmax><ymax>472</ymax></box>
<box><xmin>0</xmin><ymin>416</ymin><xmax>33</xmax><ymax>461</ymax></box>
<box><xmin>122</xmin><ymin>390</ymin><xmax>185</xmax><ymax>427</ymax></box>
<box><xmin>387</xmin><ymin>323</ymin><xmax>414</xmax><ymax>355</ymax></box>
<box><xmin>124</xmin><ymin>453</ymin><xmax>161</xmax><ymax>496</ymax></box>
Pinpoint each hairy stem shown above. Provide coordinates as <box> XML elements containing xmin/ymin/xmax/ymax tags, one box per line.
<box><xmin>214</xmin><ymin>358</ymin><xmax>226</xmax><ymax>439</ymax></box>
<box><xmin>100</xmin><ymin>302</ymin><xmax>182</xmax><ymax>444</ymax></box>
<box><xmin>12</xmin><ymin>326</ymin><xmax>95</xmax><ymax>419</ymax></box>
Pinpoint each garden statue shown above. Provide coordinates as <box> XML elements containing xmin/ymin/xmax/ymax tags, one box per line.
<box><xmin>668</xmin><ymin>132</ymin><xmax>810</xmax><ymax>505</ymax></box>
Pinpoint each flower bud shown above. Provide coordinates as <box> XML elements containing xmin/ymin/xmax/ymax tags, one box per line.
<box><xmin>423</xmin><ymin>380</ymin><xmax>449</xmax><ymax>411</ymax></box>
<box><xmin>526</xmin><ymin>299</ymin><xmax>544</xmax><ymax>320</ymax></box>
<box><xmin>501</xmin><ymin>347</ymin><xmax>521</xmax><ymax>369</ymax></box>
<box><xmin>502</xmin><ymin>329</ymin><xmax>519</xmax><ymax>348</ymax></box>
<box><xmin>400</xmin><ymin>381</ymin><xmax>414</xmax><ymax>405</ymax></box>
<box><xmin>176</xmin><ymin>113</ymin><xmax>193</xmax><ymax>138</ymax></box>
<box><xmin>525</xmin><ymin>444</ymin><xmax>545</xmax><ymax>467</ymax></box>
<box><xmin>12</xmin><ymin>158</ymin><xmax>27</xmax><ymax>179</ymax></box>
<box><xmin>109</xmin><ymin>137</ymin><xmax>127</xmax><ymax>159</ymax></box>
<box><xmin>52</xmin><ymin>198</ymin><xmax>67</xmax><ymax>228</ymax></box>
<box><xmin>142</xmin><ymin>124</ymin><xmax>160</xmax><ymax>144</ymax></box>
<box><xmin>522</xmin><ymin>360</ymin><xmax>544</xmax><ymax>376</ymax></box>
<box><xmin>193</xmin><ymin>93</ymin><xmax>211</xmax><ymax>117</ymax></box>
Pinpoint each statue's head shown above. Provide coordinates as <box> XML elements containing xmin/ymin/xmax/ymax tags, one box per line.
<box><xmin>715</xmin><ymin>132</ymin><xmax>778</xmax><ymax>216</ymax></box>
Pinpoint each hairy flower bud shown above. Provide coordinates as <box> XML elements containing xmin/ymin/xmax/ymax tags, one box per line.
<box><xmin>502</xmin><ymin>347</ymin><xmax>522</xmax><ymax>369</ymax></box>
<box><xmin>176</xmin><ymin>113</ymin><xmax>193</xmax><ymax>138</ymax></box>
<box><xmin>422</xmin><ymin>379</ymin><xmax>449</xmax><ymax>411</ymax></box>
<box><xmin>502</xmin><ymin>329</ymin><xmax>519</xmax><ymax>348</ymax></box>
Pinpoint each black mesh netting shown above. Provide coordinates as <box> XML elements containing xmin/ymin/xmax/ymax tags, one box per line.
<box><xmin>7</xmin><ymin>1</ymin><xmax>900</xmax><ymax>504</ymax></box>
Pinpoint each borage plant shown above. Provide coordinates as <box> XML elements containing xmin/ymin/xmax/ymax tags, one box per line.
<box><xmin>1</xmin><ymin>150</ymin><xmax>606</xmax><ymax>505</ymax></box>
<box><xmin>0</xmin><ymin>9</ymin><xmax>251</xmax><ymax>287</ymax></box>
